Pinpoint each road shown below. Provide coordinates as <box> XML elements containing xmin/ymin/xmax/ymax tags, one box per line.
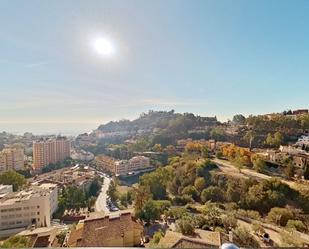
<box><xmin>95</xmin><ymin>176</ymin><xmax>111</xmax><ymax>214</ymax></box>
<box><xmin>212</xmin><ymin>158</ymin><xmax>298</xmax><ymax>189</ymax></box>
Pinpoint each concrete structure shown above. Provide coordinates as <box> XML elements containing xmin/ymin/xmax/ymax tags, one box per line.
<box><xmin>0</xmin><ymin>185</ymin><xmax>13</xmax><ymax>198</ymax></box>
<box><xmin>33</xmin><ymin>137</ymin><xmax>70</xmax><ymax>169</ymax></box>
<box><xmin>0</xmin><ymin>183</ymin><xmax>58</xmax><ymax>238</ymax></box>
<box><xmin>67</xmin><ymin>212</ymin><xmax>143</xmax><ymax>247</ymax></box>
<box><xmin>0</xmin><ymin>145</ymin><xmax>24</xmax><ymax>173</ymax></box>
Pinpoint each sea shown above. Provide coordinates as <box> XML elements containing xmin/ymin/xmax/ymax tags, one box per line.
<box><xmin>0</xmin><ymin>122</ymin><xmax>98</xmax><ymax>137</ymax></box>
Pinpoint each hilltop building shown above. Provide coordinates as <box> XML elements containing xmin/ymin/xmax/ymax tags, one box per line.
<box><xmin>33</xmin><ymin>137</ymin><xmax>70</xmax><ymax>169</ymax></box>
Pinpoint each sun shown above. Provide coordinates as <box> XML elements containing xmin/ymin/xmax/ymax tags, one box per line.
<box><xmin>93</xmin><ymin>37</ymin><xmax>115</xmax><ymax>56</ymax></box>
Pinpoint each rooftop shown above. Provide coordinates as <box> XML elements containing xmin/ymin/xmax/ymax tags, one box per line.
<box><xmin>158</xmin><ymin>230</ymin><xmax>223</xmax><ymax>248</ymax></box>
<box><xmin>0</xmin><ymin>183</ymin><xmax>57</xmax><ymax>206</ymax></box>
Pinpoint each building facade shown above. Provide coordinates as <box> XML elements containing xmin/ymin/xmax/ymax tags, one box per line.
<box><xmin>96</xmin><ymin>155</ymin><xmax>151</xmax><ymax>176</ymax></box>
<box><xmin>0</xmin><ymin>183</ymin><xmax>58</xmax><ymax>238</ymax></box>
<box><xmin>33</xmin><ymin>137</ymin><xmax>71</xmax><ymax>169</ymax></box>
<box><xmin>0</xmin><ymin>146</ymin><xmax>24</xmax><ymax>173</ymax></box>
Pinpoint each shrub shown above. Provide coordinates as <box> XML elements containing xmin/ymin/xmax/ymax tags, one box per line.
<box><xmin>267</xmin><ymin>207</ymin><xmax>294</xmax><ymax>226</ymax></box>
<box><xmin>286</xmin><ymin>219</ymin><xmax>306</xmax><ymax>232</ymax></box>
<box><xmin>181</xmin><ymin>185</ymin><xmax>199</xmax><ymax>200</ymax></box>
<box><xmin>172</xmin><ymin>195</ymin><xmax>193</xmax><ymax>205</ymax></box>
<box><xmin>177</xmin><ymin>219</ymin><xmax>195</xmax><ymax>235</ymax></box>
<box><xmin>233</xmin><ymin>227</ymin><xmax>259</xmax><ymax>248</ymax></box>
<box><xmin>222</xmin><ymin>215</ymin><xmax>237</xmax><ymax>232</ymax></box>
<box><xmin>201</xmin><ymin>186</ymin><xmax>225</xmax><ymax>203</ymax></box>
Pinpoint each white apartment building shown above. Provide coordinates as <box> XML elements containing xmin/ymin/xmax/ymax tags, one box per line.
<box><xmin>115</xmin><ymin>156</ymin><xmax>150</xmax><ymax>176</ymax></box>
<box><xmin>0</xmin><ymin>183</ymin><xmax>58</xmax><ymax>238</ymax></box>
<box><xmin>115</xmin><ymin>160</ymin><xmax>129</xmax><ymax>175</ymax></box>
<box><xmin>128</xmin><ymin>156</ymin><xmax>150</xmax><ymax>172</ymax></box>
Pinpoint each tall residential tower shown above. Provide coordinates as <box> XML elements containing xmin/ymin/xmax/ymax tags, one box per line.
<box><xmin>33</xmin><ymin>137</ymin><xmax>70</xmax><ymax>169</ymax></box>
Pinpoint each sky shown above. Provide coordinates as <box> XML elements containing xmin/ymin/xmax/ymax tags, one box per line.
<box><xmin>0</xmin><ymin>0</ymin><xmax>309</xmax><ymax>135</ymax></box>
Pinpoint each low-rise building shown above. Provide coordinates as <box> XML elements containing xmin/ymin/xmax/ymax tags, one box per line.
<box><xmin>96</xmin><ymin>155</ymin><xmax>151</xmax><ymax>176</ymax></box>
<box><xmin>0</xmin><ymin>183</ymin><xmax>58</xmax><ymax>238</ymax></box>
<box><xmin>95</xmin><ymin>155</ymin><xmax>117</xmax><ymax>173</ymax></box>
<box><xmin>127</xmin><ymin>156</ymin><xmax>150</xmax><ymax>172</ymax></box>
<box><xmin>67</xmin><ymin>212</ymin><xmax>143</xmax><ymax>247</ymax></box>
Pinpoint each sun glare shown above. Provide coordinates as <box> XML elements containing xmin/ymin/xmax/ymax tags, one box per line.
<box><xmin>93</xmin><ymin>37</ymin><xmax>115</xmax><ymax>56</ymax></box>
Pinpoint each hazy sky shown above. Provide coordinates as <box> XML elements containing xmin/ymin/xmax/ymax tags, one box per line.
<box><xmin>1</xmin><ymin>0</ymin><xmax>309</xmax><ymax>134</ymax></box>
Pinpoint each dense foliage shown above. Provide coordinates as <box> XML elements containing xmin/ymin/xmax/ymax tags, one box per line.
<box><xmin>0</xmin><ymin>170</ymin><xmax>26</xmax><ymax>191</ymax></box>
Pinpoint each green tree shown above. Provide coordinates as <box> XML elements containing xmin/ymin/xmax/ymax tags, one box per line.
<box><xmin>139</xmin><ymin>167</ymin><xmax>172</xmax><ymax>200</ymax></box>
<box><xmin>0</xmin><ymin>236</ymin><xmax>31</xmax><ymax>248</ymax></box>
<box><xmin>244</xmin><ymin>130</ymin><xmax>256</xmax><ymax>150</ymax></box>
<box><xmin>233</xmin><ymin>227</ymin><xmax>259</xmax><ymax>248</ymax></box>
<box><xmin>266</xmin><ymin>132</ymin><xmax>283</xmax><ymax>147</ymax></box>
<box><xmin>151</xmin><ymin>230</ymin><xmax>164</xmax><ymax>245</ymax></box>
<box><xmin>194</xmin><ymin>177</ymin><xmax>206</xmax><ymax>192</ymax></box>
<box><xmin>210</xmin><ymin>127</ymin><xmax>225</xmax><ymax>140</ymax></box>
<box><xmin>133</xmin><ymin>185</ymin><xmax>151</xmax><ymax>214</ymax></box>
<box><xmin>215</xmin><ymin>151</ymin><xmax>223</xmax><ymax>159</ymax></box>
<box><xmin>286</xmin><ymin>219</ymin><xmax>306</xmax><ymax>232</ymax></box>
<box><xmin>88</xmin><ymin>178</ymin><xmax>101</xmax><ymax>197</ymax></box>
<box><xmin>267</xmin><ymin>207</ymin><xmax>294</xmax><ymax>226</ymax></box>
<box><xmin>201</xmin><ymin>186</ymin><xmax>225</xmax><ymax>203</ymax></box>
<box><xmin>233</xmin><ymin>114</ymin><xmax>246</xmax><ymax>124</ymax></box>
<box><xmin>304</xmin><ymin>163</ymin><xmax>309</xmax><ymax>180</ymax></box>
<box><xmin>177</xmin><ymin>218</ymin><xmax>195</xmax><ymax>235</ymax></box>
<box><xmin>266</xmin><ymin>133</ymin><xmax>274</xmax><ymax>146</ymax></box>
<box><xmin>152</xmin><ymin>144</ymin><xmax>163</xmax><ymax>152</ymax></box>
<box><xmin>222</xmin><ymin>215</ymin><xmax>237</xmax><ymax>233</ymax></box>
<box><xmin>181</xmin><ymin>185</ymin><xmax>198</xmax><ymax>200</ymax></box>
<box><xmin>0</xmin><ymin>170</ymin><xmax>26</xmax><ymax>191</ymax></box>
<box><xmin>137</xmin><ymin>199</ymin><xmax>160</xmax><ymax>224</ymax></box>
<box><xmin>107</xmin><ymin>180</ymin><xmax>119</xmax><ymax>203</ymax></box>
<box><xmin>284</xmin><ymin>160</ymin><xmax>295</xmax><ymax>179</ymax></box>
<box><xmin>274</xmin><ymin>132</ymin><xmax>284</xmax><ymax>147</ymax></box>
<box><xmin>251</xmin><ymin>156</ymin><xmax>266</xmax><ymax>173</ymax></box>
<box><xmin>87</xmin><ymin>196</ymin><xmax>97</xmax><ymax>210</ymax></box>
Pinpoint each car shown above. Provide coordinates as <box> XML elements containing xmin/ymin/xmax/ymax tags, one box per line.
<box><xmin>110</xmin><ymin>206</ymin><xmax>119</xmax><ymax>212</ymax></box>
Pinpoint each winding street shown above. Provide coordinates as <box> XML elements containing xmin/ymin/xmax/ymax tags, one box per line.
<box><xmin>95</xmin><ymin>176</ymin><xmax>111</xmax><ymax>214</ymax></box>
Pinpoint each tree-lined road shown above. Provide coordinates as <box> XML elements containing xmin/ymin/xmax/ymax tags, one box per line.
<box><xmin>95</xmin><ymin>176</ymin><xmax>111</xmax><ymax>214</ymax></box>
